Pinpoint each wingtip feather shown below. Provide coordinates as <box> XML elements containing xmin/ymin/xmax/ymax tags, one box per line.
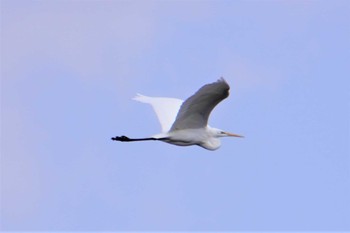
<box><xmin>133</xmin><ymin>93</ymin><xmax>145</xmax><ymax>101</ymax></box>
<box><xmin>218</xmin><ymin>77</ymin><xmax>227</xmax><ymax>83</ymax></box>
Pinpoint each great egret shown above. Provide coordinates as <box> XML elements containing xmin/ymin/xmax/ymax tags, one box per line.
<box><xmin>111</xmin><ymin>78</ymin><xmax>243</xmax><ymax>150</ymax></box>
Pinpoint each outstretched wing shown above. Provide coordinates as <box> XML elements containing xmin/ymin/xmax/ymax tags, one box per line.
<box><xmin>170</xmin><ymin>78</ymin><xmax>230</xmax><ymax>131</ymax></box>
<box><xmin>133</xmin><ymin>94</ymin><xmax>183</xmax><ymax>132</ymax></box>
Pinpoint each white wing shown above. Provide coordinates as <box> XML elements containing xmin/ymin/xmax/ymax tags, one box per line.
<box><xmin>170</xmin><ymin>78</ymin><xmax>230</xmax><ymax>131</ymax></box>
<box><xmin>133</xmin><ymin>94</ymin><xmax>183</xmax><ymax>132</ymax></box>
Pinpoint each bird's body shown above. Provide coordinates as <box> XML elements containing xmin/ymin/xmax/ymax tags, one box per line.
<box><xmin>153</xmin><ymin>127</ymin><xmax>221</xmax><ymax>150</ymax></box>
<box><xmin>112</xmin><ymin>78</ymin><xmax>243</xmax><ymax>150</ymax></box>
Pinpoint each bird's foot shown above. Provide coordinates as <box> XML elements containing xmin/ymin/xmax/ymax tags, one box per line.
<box><xmin>111</xmin><ymin>135</ymin><xmax>130</xmax><ymax>142</ymax></box>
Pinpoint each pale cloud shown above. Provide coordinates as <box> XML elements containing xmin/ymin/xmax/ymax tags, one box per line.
<box><xmin>156</xmin><ymin>0</ymin><xmax>213</xmax><ymax>23</ymax></box>
<box><xmin>1</xmin><ymin>106</ymin><xmax>44</xmax><ymax>227</ymax></box>
<box><xmin>2</xmin><ymin>1</ymin><xmax>157</xmax><ymax>85</ymax></box>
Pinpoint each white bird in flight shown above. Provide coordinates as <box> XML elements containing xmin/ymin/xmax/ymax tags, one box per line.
<box><xmin>112</xmin><ymin>78</ymin><xmax>243</xmax><ymax>150</ymax></box>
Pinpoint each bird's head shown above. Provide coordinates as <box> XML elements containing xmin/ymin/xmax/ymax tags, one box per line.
<box><xmin>213</xmin><ymin>128</ymin><xmax>244</xmax><ymax>138</ymax></box>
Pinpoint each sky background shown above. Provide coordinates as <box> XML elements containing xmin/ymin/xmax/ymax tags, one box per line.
<box><xmin>1</xmin><ymin>0</ymin><xmax>350</xmax><ymax>231</ymax></box>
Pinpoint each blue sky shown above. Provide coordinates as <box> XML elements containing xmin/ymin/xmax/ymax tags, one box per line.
<box><xmin>1</xmin><ymin>0</ymin><xmax>349</xmax><ymax>231</ymax></box>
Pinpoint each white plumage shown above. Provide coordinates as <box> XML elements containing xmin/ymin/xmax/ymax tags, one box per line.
<box><xmin>112</xmin><ymin>78</ymin><xmax>243</xmax><ymax>150</ymax></box>
<box><xmin>133</xmin><ymin>94</ymin><xmax>183</xmax><ymax>133</ymax></box>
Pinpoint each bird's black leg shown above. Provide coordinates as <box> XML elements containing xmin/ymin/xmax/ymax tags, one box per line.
<box><xmin>111</xmin><ymin>135</ymin><xmax>158</xmax><ymax>142</ymax></box>
<box><xmin>111</xmin><ymin>135</ymin><xmax>132</xmax><ymax>141</ymax></box>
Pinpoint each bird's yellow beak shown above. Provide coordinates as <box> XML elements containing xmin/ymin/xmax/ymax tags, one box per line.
<box><xmin>225</xmin><ymin>132</ymin><xmax>244</xmax><ymax>138</ymax></box>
